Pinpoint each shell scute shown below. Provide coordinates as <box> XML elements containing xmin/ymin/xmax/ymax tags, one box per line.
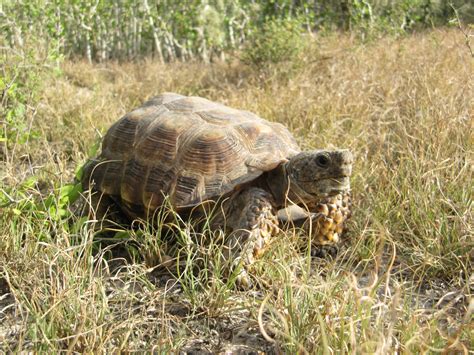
<box><xmin>174</xmin><ymin>174</ymin><xmax>205</xmax><ymax>206</ymax></box>
<box><xmin>135</xmin><ymin>111</ymin><xmax>198</xmax><ymax>164</ymax></box>
<box><xmin>164</xmin><ymin>96</ymin><xmax>224</xmax><ymax>113</ymax></box>
<box><xmin>121</xmin><ymin>159</ymin><xmax>147</xmax><ymax>205</ymax></box>
<box><xmin>178</xmin><ymin>127</ymin><xmax>243</xmax><ymax>177</ymax></box>
<box><xmin>143</xmin><ymin>92</ymin><xmax>185</xmax><ymax>107</ymax></box>
<box><xmin>99</xmin><ymin>160</ymin><xmax>123</xmax><ymax>195</ymax></box>
<box><xmin>142</xmin><ymin>166</ymin><xmax>176</xmax><ymax>210</ymax></box>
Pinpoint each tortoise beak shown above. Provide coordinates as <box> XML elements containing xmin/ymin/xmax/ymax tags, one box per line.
<box><xmin>329</xmin><ymin>176</ymin><xmax>350</xmax><ymax>193</ymax></box>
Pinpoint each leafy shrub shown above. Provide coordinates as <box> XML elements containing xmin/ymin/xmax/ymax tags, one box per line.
<box><xmin>241</xmin><ymin>18</ymin><xmax>306</xmax><ymax>68</ymax></box>
<box><xmin>0</xmin><ymin>36</ymin><xmax>61</xmax><ymax>149</ymax></box>
<box><xmin>0</xmin><ymin>1</ymin><xmax>468</xmax><ymax>62</ymax></box>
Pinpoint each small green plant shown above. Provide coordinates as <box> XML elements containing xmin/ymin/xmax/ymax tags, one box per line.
<box><xmin>0</xmin><ymin>176</ymin><xmax>83</xmax><ymax>227</ymax></box>
<box><xmin>0</xmin><ymin>52</ymin><xmax>41</xmax><ymax>147</ymax></box>
<box><xmin>241</xmin><ymin>17</ymin><xmax>306</xmax><ymax>68</ymax></box>
<box><xmin>0</xmin><ymin>35</ymin><xmax>62</xmax><ymax>149</ymax></box>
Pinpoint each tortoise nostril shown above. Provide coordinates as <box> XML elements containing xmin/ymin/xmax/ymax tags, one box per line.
<box><xmin>315</xmin><ymin>154</ymin><xmax>330</xmax><ymax>168</ymax></box>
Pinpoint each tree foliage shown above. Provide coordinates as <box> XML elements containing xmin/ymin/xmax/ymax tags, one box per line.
<box><xmin>1</xmin><ymin>0</ymin><xmax>471</xmax><ymax>62</ymax></box>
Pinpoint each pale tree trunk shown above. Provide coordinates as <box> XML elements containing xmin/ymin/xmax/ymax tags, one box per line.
<box><xmin>143</xmin><ymin>0</ymin><xmax>164</xmax><ymax>63</ymax></box>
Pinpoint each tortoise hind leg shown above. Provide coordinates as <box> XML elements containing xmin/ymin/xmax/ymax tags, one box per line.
<box><xmin>225</xmin><ymin>187</ymin><xmax>279</xmax><ymax>288</ymax></box>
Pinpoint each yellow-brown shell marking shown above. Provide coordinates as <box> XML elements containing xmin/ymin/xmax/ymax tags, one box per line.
<box><xmin>84</xmin><ymin>93</ymin><xmax>300</xmax><ymax>215</ymax></box>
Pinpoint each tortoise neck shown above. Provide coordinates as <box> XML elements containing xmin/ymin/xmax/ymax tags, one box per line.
<box><xmin>263</xmin><ymin>161</ymin><xmax>317</xmax><ymax>208</ymax></box>
<box><xmin>262</xmin><ymin>163</ymin><xmax>291</xmax><ymax>208</ymax></box>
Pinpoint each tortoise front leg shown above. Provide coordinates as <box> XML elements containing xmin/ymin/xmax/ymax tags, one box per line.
<box><xmin>278</xmin><ymin>191</ymin><xmax>352</xmax><ymax>258</ymax></box>
<box><xmin>277</xmin><ymin>207</ymin><xmax>338</xmax><ymax>258</ymax></box>
<box><xmin>225</xmin><ymin>187</ymin><xmax>279</xmax><ymax>288</ymax></box>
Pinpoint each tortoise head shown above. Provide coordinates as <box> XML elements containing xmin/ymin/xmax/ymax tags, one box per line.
<box><xmin>285</xmin><ymin>149</ymin><xmax>353</xmax><ymax>203</ymax></box>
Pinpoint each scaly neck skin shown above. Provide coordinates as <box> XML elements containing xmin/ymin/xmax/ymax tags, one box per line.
<box><xmin>263</xmin><ymin>163</ymin><xmax>313</xmax><ymax>208</ymax></box>
<box><xmin>263</xmin><ymin>164</ymin><xmax>288</xmax><ymax>208</ymax></box>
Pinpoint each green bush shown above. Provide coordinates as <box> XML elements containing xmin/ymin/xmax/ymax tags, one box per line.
<box><xmin>0</xmin><ymin>1</ymin><xmax>469</xmax><ymax>62</ymax></box>
<box><xmin>241</xmin><ymin>18</ymin><xmax>306</xmax><ymax>67</ymax></box>
<box><xmin>0</xmin><ymin>37</ymin><xmax>62</xmax><ymax>149</ymax></box>
<box><xmin>1</xmin><ymin>49</ymin><xmax>42</xmax><ymax>148</ymax></box>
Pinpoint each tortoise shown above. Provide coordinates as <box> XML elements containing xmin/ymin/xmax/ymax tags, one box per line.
<box><xmin>82</xmin><ymin>93</ymin><xmax>353</xmax><ymax>285</ymax></box>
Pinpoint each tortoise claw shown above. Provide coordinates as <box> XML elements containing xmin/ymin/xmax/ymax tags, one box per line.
<box><xmin>311</xmin><ymin>244</ymin><xmax>338</xmax><ymax>259</ymax></box>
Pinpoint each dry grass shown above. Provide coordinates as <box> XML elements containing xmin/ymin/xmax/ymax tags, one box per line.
<box><xmin>1</xmin><ymin>29</ymin><xmax>473</xmax><ymax>353</ymax></box>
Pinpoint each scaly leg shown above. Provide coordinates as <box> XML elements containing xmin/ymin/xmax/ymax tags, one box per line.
<box><xmin>278</xmin><ymin>191</ymin><xmax>352</xmax><ymax>258</ymax></box>
<box><xmin>224</xmin><ymin>187</ymin><xmax>279</xmax><ymax>288</ymax></box>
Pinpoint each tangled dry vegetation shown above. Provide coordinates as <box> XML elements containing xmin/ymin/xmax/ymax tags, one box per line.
<box><xmin>1</xmin><ymin>29</ymin><xmax>473</xmax><ymax>353</ymax></box>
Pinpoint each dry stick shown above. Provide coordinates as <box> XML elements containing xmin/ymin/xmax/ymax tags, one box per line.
<box><xmin>137</xmin><ymin>21</ymin><xmax>143</xmax><ymax>59</ymax></box>
<box><xmin>258</xmin><ymin>294</ymin><xmax>276</xmax><ymax>343</ymax></box>
<box><xmin>12</xmin><ymin>18</ymin><xmax>24</xmax><ymax>48</ymax></box>
<box><xmin>86</xmin><ymin>2</ymin><xmax>99</xmax><ymax>63</ymax></box>
<box><xmin>112</xmin><ymin>2</ymin><xmax>118</xmax><ymax>58</ymax></box>
<box><xmin>258</xmin><ymin>293</ymin><xmax>309</xmax><ymax>353</ymax></box>
<box><xmin>133</xmin><ymin>13</ymin><xmax>138</xmax><ymax>59</ymax></box>
<box><xmin>124</xmin><ymin>12</ymin><xmax>129</xmax><ymax>59</ymax></box>
<box><xmin>169</xmin><ymin>33</ymin><xmax>188</xmax><ymax>61</ymax></box>
<box><xmin>143</xmin><ymin>0</ymin><xmax>164</xmax><ymax>63</ymax></box>
<box><xmin>128</xmin><ymin>6</ymin><xmax>133</xmax><ymax>58</ymax></box>
<box><xmin>55</xmin><ymin>6</ymin><xmax>62</xmax><ymax>62</ymax></box>
<box><xmin>103</xmin><ymin>14</ymin><xmax>110</xmax><ymax>61</ymax></box>
<box><xmin>96</xmin><ymin>15</ymin><xmax>104</xmax><ymax>62</ymax></box>
<box><xmin>376</xmin><ymin>241</ymin><xmax>398</xmax><ymax>355</ymax></box>
<box><xmin>196</xmin><ymin>27</ymin><xmax>209</xmax><ymax>63</ymax></box>
<box><xmin>228</xmin><ymin>17</ymin><xmax>236</xmax><ymax>48</ymax></box>
<box><xmin>451</xmin><ymin>3</ymin><xmax>474</xmax><ymax>57</ymax></box>
<box><xmin>81</xmin><ymin>20</ymin><xmax>92</xmax><ymax>64</ymax></box>
<box><xmin>124</xmin><ymin>9</ymin><xmax>128</xmax><ymax>59</ymax></box>
<box><xmin>162</xmin><ymin>31</ymin><xmax>176</xmax><ymax>61</ymax></box>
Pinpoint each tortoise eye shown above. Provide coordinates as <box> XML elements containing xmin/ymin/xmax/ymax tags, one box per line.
<box><xmin>315</xmin><ymin>154</ymin><xmax>330</xmax><ymax>168</ymax></box>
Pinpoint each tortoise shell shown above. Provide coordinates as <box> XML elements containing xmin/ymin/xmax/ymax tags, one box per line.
<box><xmin>83</xmin><ymin>93</ymin><xmax>300</xmax><ymax>214</ymax></box>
